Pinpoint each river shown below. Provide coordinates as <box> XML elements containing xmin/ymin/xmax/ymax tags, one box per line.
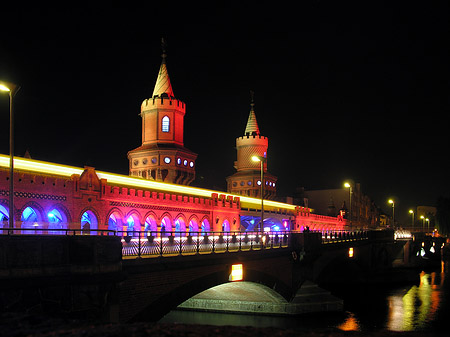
<box><xmin>160</xmin><ymin>261</ymin><xmax>449</xmax><ymax>333</ymax></box>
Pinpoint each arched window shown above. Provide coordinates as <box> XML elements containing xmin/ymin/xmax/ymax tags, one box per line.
<box><xmin>222</xmin><ymin>219</ymin><xmax>230</xmax><ymax>232</ymax></box>
<box><xmin>108</xmin><ymin>212</ymin><xmax>123</xmax><ymax>233</ymax></box>
<box><xmin>0</xmin><ymin>205</ymin><xmax>9</xmax><ymax>228</ymax></box>
<box><xmin>48</xmin><ymin>208</ymin><xmax>67</xmax><ymax>234</ymax></box>
<box><xmin>189</xmin><ymin>218</ymin><xmax>199</xmax><ymax>233</ymax></box>
<box><xmin>21</xmin><ymin>206</ymin><xmax>41</xmax><ymax>234</ymax></box>
<box><xmin>201</xmin><ymin>219</ymin><xmax>210</xmax><ymax>234</ymax></box>
<box><xmin>81</xmin><ymin>210</ymin><xmax>98</xmax><ymax>235</ymax></box>
<box><xmin>162</xmin><ymin>116</ymin><xmax>170</xmax><ymax>132</ymax></box>
<box><xmin>144</xmin><ymin>215</ymin><xmax>157</xmax><ymax>236</ymax></box>
<box><xmin>160</xmin><ymin>216</ymin><xmax>172</xmax><ymax>236</ymax></box>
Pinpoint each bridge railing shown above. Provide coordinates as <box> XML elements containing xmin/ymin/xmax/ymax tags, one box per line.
<box><xmin>317</xmin><ymin>230</ymin><xmax>369</xmax><ymax>244</ymax></box>
<box><xmin>118</xmin><ymin>231</ymin><xmax>290</xmax><ymax>258</ymax></box>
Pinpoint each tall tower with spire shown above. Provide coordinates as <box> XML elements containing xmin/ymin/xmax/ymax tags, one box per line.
<box><xmin>226</xmin><ymin>93</ymin><xmax>277</xmax><ymax>198</ymax></box>
<box><xmin>128</xmin><ymin>40</ymin><xmax>197</xmax><ymax>185</ymax></box>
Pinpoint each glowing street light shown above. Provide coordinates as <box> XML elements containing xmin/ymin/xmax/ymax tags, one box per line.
<box><xmin>388</xmin><ymin>199</ymin><xmax>395</xmax><ymax>228</ymax></box>
<box><xmin>0</xmin><ymin>80</ymin><xmax>20</xmax><ymax>229</ymax></box>
<box><xmin>409</xmin><ymin>209</ymin><xmax>415</xmax><ymax>230</ymax></box>
<box><xmin>344</xmin><ymin>182</ymin><xmax>353</xmax><ymax>229</ymax></box>
<box><xmin>252</xmin><ymin>155</ymin><xmax>266</xmax><ymax>235</ymax></box>
<box><xmin>420</xmin><ymin>215</ymin><xmax>425</xmax><ymax>231</ymax></box>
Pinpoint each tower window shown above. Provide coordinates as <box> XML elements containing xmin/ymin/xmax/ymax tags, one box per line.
<box><xmin>162</xmin><ymin>116</ymin><xmax>170</xmax><ymax>132</ymax></box>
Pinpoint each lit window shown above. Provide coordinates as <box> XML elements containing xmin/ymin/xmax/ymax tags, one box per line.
<box><xmin>162</xmin><ymin>116</ymin><xmax>170</xmax><ymax>132</ymax></box>
<box><xmin>183</xmin><ymin>159</ymin><xmax>188</xmax><ymax>166</ymax></box>
<box><xmin>164</xmin><ymin>157</ymin><xmax>171</xmax><ymax>164</ymax></box>
<box><xmin>257</xmin><ymin>180</ymin><xmax>261</xmax><ymax>186</ymax></box>
<box><xmin>189</xmin><ymin>161</ymin><xmax>194</xmax><ymax>168</ymax></box>
<box><xmin>177</xmin><ymin>158</ymin><xmax>181</xmax><ymax>165</ymax></box>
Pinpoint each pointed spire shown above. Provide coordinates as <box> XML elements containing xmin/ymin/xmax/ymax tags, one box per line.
<box><xmin>152</xmin><ymin>38</ymin><xmax>174</xmax><ymax>98</ymax></box>
<box><xmin>244</xmin><ymin>90</ymin><xmax>260</xmax><ymax>136</ymax></box>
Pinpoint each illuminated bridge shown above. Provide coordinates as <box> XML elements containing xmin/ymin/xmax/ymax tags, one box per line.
<box><xmin>1</xmin><ymin>154</ymin><xmax>395</xmax><ymax>323</ymax></box>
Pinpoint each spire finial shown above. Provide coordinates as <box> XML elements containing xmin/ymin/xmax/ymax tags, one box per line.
<box><xmin>161</xmin><ymin>37</ymin><xmax>168</xmax><ymax>62</ymax></box>
<box><xmin>250</xmin><ymin>90</ymin><xmax>255</xmax><ymax>110</ymax></box>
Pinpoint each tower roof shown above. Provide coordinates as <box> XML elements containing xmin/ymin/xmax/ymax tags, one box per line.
<box><xmin>152</xmin><ymin>52</ymin><xmax>174</xmax><ymax>98</ymax></box>
<box><xmin>244</xmin><ymin>93</ymin><xmax>260</xmax><ymax>135</ymax></box>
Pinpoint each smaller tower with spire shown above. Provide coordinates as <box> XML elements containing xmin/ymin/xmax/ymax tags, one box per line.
<box><xmin>226</xmin><ymin>92</ymin><xmax>277</xmax><ymax>198</ymax></box>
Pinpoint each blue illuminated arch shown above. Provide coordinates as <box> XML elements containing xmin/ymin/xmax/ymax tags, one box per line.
<box><xmin>47</xmin><ymin>208</ymin><xmax>67</xmax><ymax>234</ymax></box>
<box><xmin>81</xmin><ymin>210</ymin><xmax>98</xmax><ymax>235</ymax></box>
<box><xmin>222</xmin><ymin>219</ymin><xmax>230</xmax><ymax>232</ymax></box>
<box><xmin>160</xmin><ymin>215</ymin><xmax>172</xmax><ymax>235</ymax></box>
<box><xmin>144</xmin><ymin>214</ymin><xmax>157</xmax><ymax>235</ymax></box>
<box><xmin>0</xmin><ymin>204</ymin><xmax>8</xmax><ymax>228</ymax></box>
<box><xmin>201</xmin><ymin>218</ymin><xmax>210</xmax><ymax>234</ymax></box>
<box><xmin>21</xmin><ymin>206</ymin><xmax>41</xmax><ymax>234</ymax></box>
<box><xmin>108</xmin><ymin>212</ymin><xmax>123</xmax><ymax>232</ymax></box>
<box><xmin>188</xmin><ymin>217</ymin><xmax>199</xmax><ymax>233</ymax></box>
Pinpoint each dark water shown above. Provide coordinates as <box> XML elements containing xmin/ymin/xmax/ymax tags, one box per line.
<box><xmin>160</xmin><ymin>261</ymin><xmax>450</xmax><ymax>332</ymax></box>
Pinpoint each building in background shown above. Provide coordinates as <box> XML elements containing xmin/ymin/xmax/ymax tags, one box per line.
<box><xmin>300</xmin><ymin>183</ymin><xmax>380</xmax><ymax>229</ymax></box>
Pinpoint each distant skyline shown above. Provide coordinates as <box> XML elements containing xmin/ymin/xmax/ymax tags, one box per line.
<box><xmin>0</xmin><ymin>2</ymin><xmax>448</xmax><ymax>224</ymax></box>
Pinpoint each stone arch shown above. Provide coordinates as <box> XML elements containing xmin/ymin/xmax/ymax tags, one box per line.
<box><xmin>20</xmin><ymin>202</ymin><xmax>44</xmax><ymax>234</ymax></box>
<box><xmin>47</xmin><ymin>203</ymin><xmax>71</xmax><ymax>233</ymax></box>
<box><xmin>106</xmin><ymin>208</ymin><xmax>125</xmax><ymax>233</ymax></box>
<box><xmin>160</xmin><ymin>213</ymin><xmax>173</xmax><ymax>236</ymax></box>
<box><xmin>174</xmin><ymin>213</ymin><xmax>187</xmax><ymax>234</ymax></box>
<box><xmin>79</xmin><ymin>208</ymin><xmax>99</xmax><ymax>235</ymax></box>
<box><xmin>0</xmin><ymin>200</ymin><xmax>9</xmax><ymax>228</ymax></box>
<box><xmin>222</xmin><ymin>218</ymin><xmax>231</xmax><ymax>232</ymax></box>
<box><xmin>143</xmin><ymin>211</ymin><xmax>158</xmax><ymax>235</ymax></box>
<box><xmin>130</xmin><ymin>265</ymin><xmax>291</xmax><ymax>322</ymax></box>
<box><xmin>125</xmin><ymin>210</ymin><xmax>142</xmax><ymax>236</ymax></box>
<box><xmin>188</xmin><ymin>215</ymin><xmax>199</xmax><ymax>233</ymax></box>
<box><xmin>200</xmin><ymin>216</ymin><xmax>210</xmax><ymax>234</ymax></box>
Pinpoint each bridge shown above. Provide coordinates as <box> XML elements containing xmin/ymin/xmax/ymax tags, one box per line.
<box><xmin>1</xmin><ymin>155</ymin><xmax>445</xmax><ymax>322</ymax></box>
<box><xmin>1</xmin><ymin>227</ymin><xmax>420</xmax><ymax>322</ymax></box>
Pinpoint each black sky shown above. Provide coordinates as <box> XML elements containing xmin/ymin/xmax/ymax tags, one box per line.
<box><xmin>0</xmin><ymin>1</ymin><xmax>449</xmax><ymax>223</ymax></box>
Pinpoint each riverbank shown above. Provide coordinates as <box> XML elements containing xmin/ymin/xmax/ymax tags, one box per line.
<box><xmin>0</xmin><ymin>313</ymin><xmax>448</xmax><ymax>337</ymax></box>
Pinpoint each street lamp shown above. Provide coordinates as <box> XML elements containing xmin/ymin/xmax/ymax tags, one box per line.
<box><xmin>0</xmin><ymin>81</ymin><xmax>20</xmax><ymax>229</ymax></box>
<box><xmin>409</xmin><ymin>209</ymin><xmax>414</xmax><ymax>230</ymax></box>
<box><xmin>344</xmin><ymin>182</ymin><xmax>352</xmax><ymax>229</ymax></box>
<box><xmin>252</xmin><ymin>155</ymin><xmax>266</xmax><ymax>236</ymax></box>
<box><xmin>420</xmin><ymin>215</ymin><xmax>425</xmax><ymax>231</ymax></box>
<box><xmin>388</xmin><ymin>199</ymin><xmax>395</xmax><ymax>228</ymax></box>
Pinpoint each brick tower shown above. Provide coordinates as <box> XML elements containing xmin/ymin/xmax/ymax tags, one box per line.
<box><xmin>128</xmin><ymin>42</ymin><xmax>197</xmax><ymax>185</ymax></box>
<box><xmin>226</xmin><ymin>94</ymin><xmax>277</xmax><ymax>198</ymax></box>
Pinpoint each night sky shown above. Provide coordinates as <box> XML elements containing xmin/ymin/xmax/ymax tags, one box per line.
<box><xmin>0</xmin><ymin>2</ymin><xmax>448</xmax><ymax>223</ymax></box>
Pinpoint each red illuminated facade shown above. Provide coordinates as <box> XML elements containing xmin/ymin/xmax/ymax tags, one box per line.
<box><xmin>128</xmin><ymin>48</ymin><xmax>197</xmax><ymax>185</ymax></box>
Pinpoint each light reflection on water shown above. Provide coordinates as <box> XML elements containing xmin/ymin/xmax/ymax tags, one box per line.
<box><xmin>161</xmin><ymin>262</ymin><xmax>449</xmax><ymax>332</ymax></box>
<box><xmin>338</xmin><ymin>261</ymin><xmax>448</xmax><ymax>332</ymax></box>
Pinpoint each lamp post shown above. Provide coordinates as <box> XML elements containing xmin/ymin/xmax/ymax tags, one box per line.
<box><xmin>344</xmin><ymin>182</ymin><xmax>353</xmax><ymax>229</ymax></box>
<box><xmin>409</xmin><ymin>209</ymin><xmax>414</xmax><ymax>230</ymax></box>
<box><xmin>252</xmin><ymin>155</ymin><xmax>266</xmax><ymax>236</ymax></box>
<box><xmin>420</xmin><ymin>215</ymin><xmax>425</xmax><ymax>231</ymax></box>
<box><xmin>388</xmin><ymin>199</ymin><xmax>395</xmax><ymax>228</ymax></box>
<box><xmin>0</xmin><ymin>81</ymin><xmax>19</xmax><ymax>229</ymax></box>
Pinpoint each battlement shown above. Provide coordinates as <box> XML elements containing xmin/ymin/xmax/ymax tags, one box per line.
<box><xmin>141</xmin><ymin>96</ymin><xmax>186</xmax><ymax>113</ymax></box>
<box><xmin>236</xmin><ymin>134</ymin><xmax>268</xmax><ymax>147</ymax></box>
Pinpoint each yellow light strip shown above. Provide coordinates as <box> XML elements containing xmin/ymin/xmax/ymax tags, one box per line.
<box><xmin>0</xmin><ymin>154</ymin><xmax>296</xmax><ymax>211</ymax></box>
